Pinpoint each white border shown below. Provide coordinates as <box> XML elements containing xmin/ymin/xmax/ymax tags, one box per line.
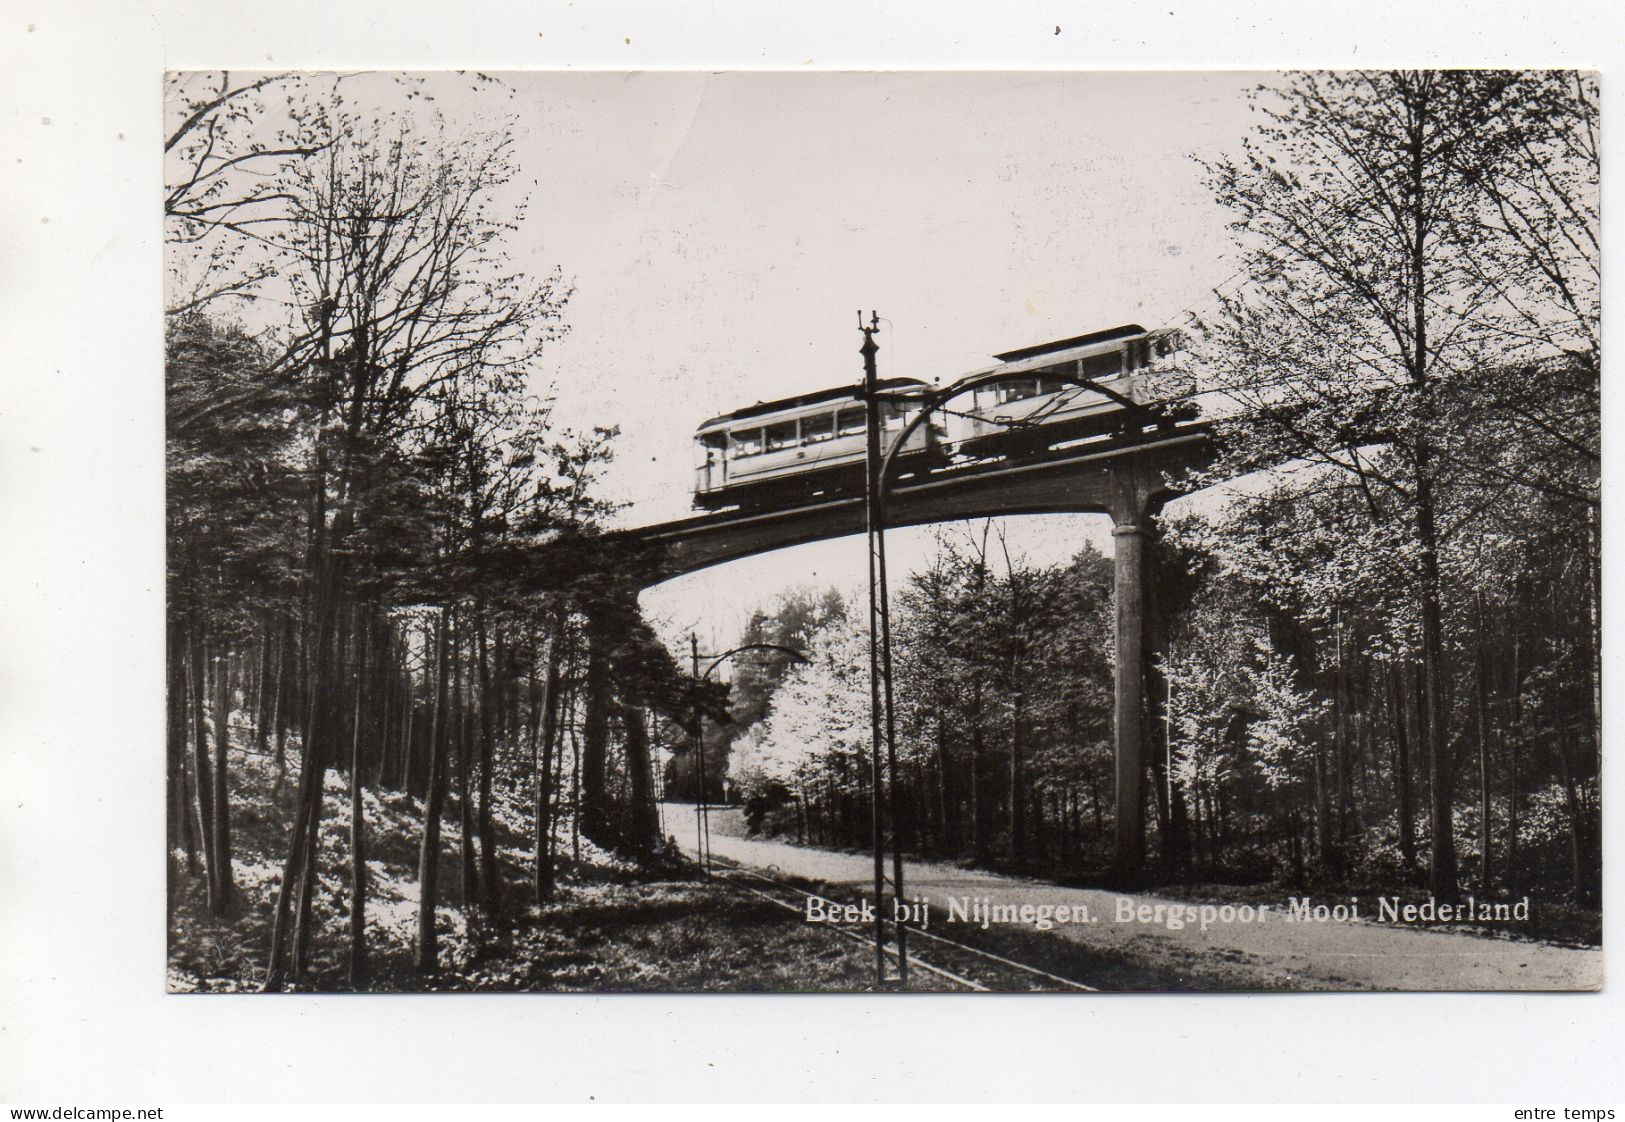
<box><xmin>1</xmin><ymin>0</ymin><xmax>1620</xmax><ymax>1104</ymax></box>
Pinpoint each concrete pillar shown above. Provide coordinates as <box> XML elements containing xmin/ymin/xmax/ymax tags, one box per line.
<box><xmin>1112</xmin><ymin>517</ymin><xmax>1148</xmax><ymax>879</ymax></box>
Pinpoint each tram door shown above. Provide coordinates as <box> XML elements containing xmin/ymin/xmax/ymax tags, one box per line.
<box><xmin>696</xmin><ymin>431</ymin><xmax>729</xmax><ymax>494</ymax></box>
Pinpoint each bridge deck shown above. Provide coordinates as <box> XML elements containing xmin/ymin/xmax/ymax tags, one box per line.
<box><xmin>624</xmin><ymin>423</ymin><xmax>1212</xmax><ymax>580</ymax></box>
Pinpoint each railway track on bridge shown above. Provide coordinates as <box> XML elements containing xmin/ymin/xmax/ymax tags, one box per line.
<box><xmin>630</xmin><ymin>422</ymin><xmax>1212</xmax><ymax>551</ymax></box>
<box><xmin>705</xmin><ymin>854</ymin><xmax>1099</xmax><ymax>993</ymax></box>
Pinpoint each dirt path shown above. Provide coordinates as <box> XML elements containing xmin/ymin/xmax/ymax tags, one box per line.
<box><xmin>665</xmin><ymin>804</ymin><xmax>1601</xmax><ymax>991</ymax></box>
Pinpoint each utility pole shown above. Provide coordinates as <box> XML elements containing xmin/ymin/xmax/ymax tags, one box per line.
<box><xmin>685</xmin><ymin>639</ymin><xmax>808</xmax><ymax>876</ymax></box>
<box><xmin>860</xmin><ymin>310</ymin><xmax>908</xmax><ymax>988</ymax></box>
<box><xmin>690</xmin><ymin>633</ymin><xmax>708</xmax><ymax>872</ymax></box>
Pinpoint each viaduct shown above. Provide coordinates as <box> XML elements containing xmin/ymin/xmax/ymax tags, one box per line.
<box><xmin>615</xmin><ymin>417</ymin><xmax>1215</xmax><ymax>877</ymax></box>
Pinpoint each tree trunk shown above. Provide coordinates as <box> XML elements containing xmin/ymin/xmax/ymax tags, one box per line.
<box><xmin>475</xmin><ymin>610</ymin><xmax>500</xmax><ymax>917</ymax></box>
<box><xmin>166</xmin><ymin>624</ymin><xmax>198</xmax><ymax>875</ymax></box>
<box><xmin>372</xmin><ymin>630</ymin><xmax>393</xmax><ymax>789</ymax></box>
<box><xmin>534</xmin><ymin>610</ymin><xmax>566</xmax><ymax>902</ymax></box>
<box><xmin>1586</xmin><ymin>506</ymin><xmax>1601</xmax><ymax>748</ymax></box>
<box><xmin>1008</xmin><ymin>700</ymin><xmax>1026</xmax><ymax>863</ymax></box>
<box><xmin>453</xmin><ymin>640</ymin><xmax>476</xmax><ymax>911</ymax></box>
<box><xmin>1508</xmin><ymin>634</ymin><xmax>1522</xmax><ymax>881</ymax></box>
<box><xmin>1333</xmin><ymin>613</ymin><xmax>1353</xmax><ymax>871</ymax></box>
<box><xmin>1388</xmin><ymin>665</ymin><xmax>1417</xmax><ymax>873</ymax></box>
<box><xmin>970</xmin><ymin>681</ymin><xmax>990</xmax><ymax>861</ymax></box>
<box><xmin>400</xmin><ymin>674</ymin><xmax>417</xmax><ymax>796</ymax></box>
<box><xmin>262</xmin><ymin>602</ymin><xmax>335</xmax><ymax>989</ymax></box>
<box><xmin>253</xmin><ymin>614</ymin><xmax>274</xmax><ymax>749</ymax></box>
<box><xmin>1556</xmin><ymin>721</ymin><xmax>1585</xmax><ymax>902</ymax></box>
<box><xmin>1311</xmin><ymin>728</ymin><xmax>1331</xmax><ymax>872</ymax></box>
<box><xmin>1417</xmin><ymin>478</ymin><xmax>1458</xmax><ymax>902</ymax></box>
<box><xmin>271</xmin><ymin>612</ymin><xmax>292</xmax><ymax>797</ymax></box>
<box><xmin>1548</xmin><ymin>596</ymin><xmax>1587</xmax><ymax>902</ymax></box>
<box><xmin>569</xmin><ymin>712</ymin><xmax>583</xmax><ymax>863</ymax></box>
<box><xmin>291</xmin><ymin>820</ymin><xmax>320</xmax><ymax>980</ymax></box>
<box><xmin>622</xmin><ymin>705</ymin><xmax>659</xmax><ymax>853</ymax></box>
<box><xmin>188</xmin><ymin>626</ymin><xmax>221</xmax><ymax>912</ymax></box>
<box><xmin>417</xmin><ymin>610</ymin><xmax>453</xmax><ymax>973</ymax></box>
<box><xmin>291</xmin><ymin>597</ymin><xmax>350</xmax><ymax>980</ymax></box>
<box><xmin>1474</xmin><ymin>593</ymin><xmax>1492</xmax><ymax>892</ymax></box>
<box><xmin>210</xmin><ymin>641</ymin><xmax>237</xmax><ymax>914</ymax></box>
<box><xmin>349</xmin><ymin>613</ymin><xmax>369</xmax><ymax>986</ymax></box>
<box><xmin>578</xmin><ymin>608</ymin><xmax>612</xmax><ymax>845</ymax></box>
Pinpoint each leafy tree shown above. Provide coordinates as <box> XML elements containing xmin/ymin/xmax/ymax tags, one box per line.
<box><xmin>728</xmin><ymin>527</ymin><xmax>1116</xmax><ymax>868</ymax></box>
<box><xmin>167</xmin><ymin>313</ymin><xmax>304</xmax><ymax>915</ymax></box>
<box><xmin>1168</xmin><ymin>70</ymin><xmax>1599</xmax><ymax>900</ymax></box>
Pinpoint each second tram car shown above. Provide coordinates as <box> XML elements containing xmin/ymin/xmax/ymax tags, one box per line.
<box><xmin>953</xmin><ymin>323</ymin><xmax>1181</xmax><ymax>458</ymax></box>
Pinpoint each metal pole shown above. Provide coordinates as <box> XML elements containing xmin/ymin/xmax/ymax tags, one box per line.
<box><xmin>861</xmin><ymin>312</ymin><xmax>889</xmax><ymax>987</ymax></box>
<box><xmin>691</xmin><ymin>633</ymin><xmax>708</xmax><ymax>873</ymax></box>
<box><xmin>859</xmin><ymin>310</ymin><xmax>907</xmax><ymax>986</ymax></box>
<box><xmin>877</xmin><ymin>479</ymin><xmax>908</xmax><ymax>984</ymax></box>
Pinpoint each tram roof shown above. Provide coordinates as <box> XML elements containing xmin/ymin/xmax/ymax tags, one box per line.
<box><xmin>696</xmin><ymin>377</ymin><xmax>930</xmax><ymax>432</ymax></box>
<box><xmin>950</xmin><ymin>323</ymin><xmax>1170</xmax><ymax>383</ymax></box>
<box><xmin>992</xmin><ymin>323</ymin><xmax>1146</xmax><ymax>362</ymax></box>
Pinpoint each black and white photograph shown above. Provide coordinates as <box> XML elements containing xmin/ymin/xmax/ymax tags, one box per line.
<box><xmin>12</xmin><ymin>2</ymin><xmax>1625</xmax><ymax>1104</ymax></box>
<box><xmin>159</xmin><ymin>68</ymin><xmax>1601</xmax><ymax>996</ymax></box>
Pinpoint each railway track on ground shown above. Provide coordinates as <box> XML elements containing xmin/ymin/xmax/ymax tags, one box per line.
<box><xmin>705</xmin><ymin>854</ymin><xmax>1099</xmax><ymax>993</ymax></box>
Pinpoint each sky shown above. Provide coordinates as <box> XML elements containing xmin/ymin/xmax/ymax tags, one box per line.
<box><xmin>186</xmin><ymin>70</ymin><xmax>1268</xmax><ymax>649</ymax></box>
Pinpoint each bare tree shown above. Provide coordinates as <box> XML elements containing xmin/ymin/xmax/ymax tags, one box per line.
<box><xmin>164</xmin><ymin>71</ymin><xmax>334</xmax><ymax>317</ymax></box>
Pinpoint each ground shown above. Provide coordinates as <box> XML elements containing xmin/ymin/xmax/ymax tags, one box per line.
<box><xmin>168</xmin><ymin>724</ymin><xmax>1600</xmax><ymax>993</ymax></box>
<box><xmin>672</xmin><ymin>803</ymin><xmax>1604</xmax><ymax>992</ymax></box>
<box><xmin>167</xmin><ymin>734</ymin><xmax>955</xmax><ymax>993</ymax></box>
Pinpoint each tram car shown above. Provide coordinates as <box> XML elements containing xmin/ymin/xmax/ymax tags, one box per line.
<box><xmin>692</xmin><ymin>378</ymin><xmax>947</xmax><ymax>511</ymax></box>
<box><xmin>690</xmin><ymin>324</ymin><xmax>1184</xmax><ymax>511</ymax></box>
<box><xmin>951</xmin><ymin>323</ymin><xmax>1184</xmax><ymax>459</ymax></box>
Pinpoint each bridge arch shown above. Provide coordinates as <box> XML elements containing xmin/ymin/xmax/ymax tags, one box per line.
<box><xmin>623</xmin><ymin>384</ymin><xmax>1211</xmax><ymax>879</ymax></box>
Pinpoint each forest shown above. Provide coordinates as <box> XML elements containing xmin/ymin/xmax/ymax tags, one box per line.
<box><xmin>165</xmin><ymin>69</ymin><xmax>1599</xmax><ymax>991</ymax></box>
<box><xmin>725</xmin><ymin>539</ymin><xmax>1118</xmax><ymax>869</ymax></box>
<box><xmin>727</xmin><ymin>72</ymin><xmax>1600</xmax><ymax>917</ymax></box>
<box><xmin>165</xmin><ymin>73</ymin><xmax>719</xmax><ymax>988</ymax></box>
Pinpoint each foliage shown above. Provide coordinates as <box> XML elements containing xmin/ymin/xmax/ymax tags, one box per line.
<box><xmin>1147</xmin><ymin>70</ymin><xmax>1599</xmax><ymax>900</ymax></box>
<box><xmin>164</xmin><ymin>76</ymin><xmax>691</xmax><ymax>988</ymax></box>
<box><xmin>729</xmin><ymin>527</ymin><xmax>1116</xmax><ymax>864</ymax></box>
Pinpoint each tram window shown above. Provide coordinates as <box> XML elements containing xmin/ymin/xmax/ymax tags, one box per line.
<box><xmin>998</xmin><ymin>379</ymin><xmax>1039</xmax><ymax>405</ymax></box>
<box><xmin>697</xmin><ymin>432</ymin><xmax>727</xmax><ymax>465</ymax></box>
<box><xmin>836</xmin><ymin>407</ymin><xmax>866</xmax><ymax>437</ymax></box>
<box><xmin>732</xmin><ymin>427</ymin><xmax>764</xmax><ymax>457</ymax></box>
<box><xmin>1037</xmin><ymin>376</ymin><xmax>1068</xmax><ymax>394</ymax></box>
<box><xmin>801</xmin><ymin>412</ymin><xmax>835</xmax><ymax>443</ymax></box>
<box><xmin>1080</xmin><ymin>351</ymin><xmax>1123</xmax><ymax>380</ymax></box>
<box><xmin>764</xmin><ymin>420</ymin><xmax>797</xmax><ymax>452</ymax></box>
